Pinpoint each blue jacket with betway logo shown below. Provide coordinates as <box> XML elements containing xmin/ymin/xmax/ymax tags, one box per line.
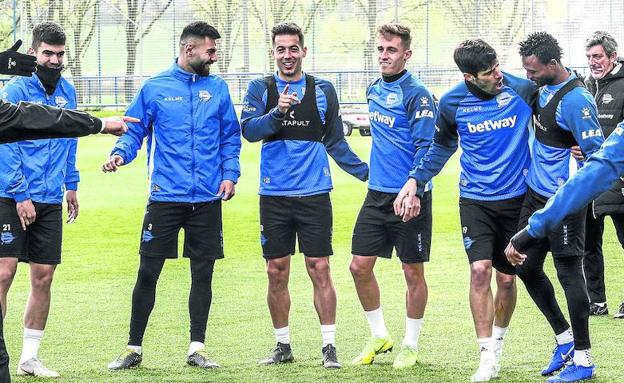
<box><xmin>367</xmin><ymin>71</ymin><xmax>437</xmax><ymax>193</ymax></box>
<box><xmin>527</xmin><ymin>125</ymin><xmax>624</xmax><ymax>238</ymax></box>
<box><xmin>0</xmin><ymin>74</ymin><xmax>79</xmax><ymax>204</ymax></box>
<box><xmin>411</xmin><ymin>72</ymin><xmax>535</xmax><ymax>200</ymax></box>
<box><xmin>528</xmin><ymin>73</ymin><xmax>603</xmax><ymax>198</ymax></box>
<box><xmin>112</xmin><ymin>62</ymin><xmax>241</xmax><ymax>203</ymax></box>
<box><xmin>241</xmin><ymin>73</ymin><xmax>368</xmax><ymax>196</ymax></box>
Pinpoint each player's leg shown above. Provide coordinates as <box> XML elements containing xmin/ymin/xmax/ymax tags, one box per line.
<box><xmin>460</xmin><ymin>197</ymin><xmax>499</xmax><ymax>381</ymax></box>
<box><xmin>259</xmin><ymin>196</ymin><xmax>295</xmax><ymax>365</ymax></box>
<box><xmin>0</xmin><ymin>197</ymin><xmax>25</xmax><ymax>317</ymax></box>
<box><xmin>392</xmin><ymin>191</ymin><xmax>432</xmax><ymax>369</ymax></box>
<box><xmin>546</xmin><ymin>209</ymin><xmax>595</xmax><ymax>382</ymax></box>
<box><xmin>516</xmin><ymin>190</ymin><xmax>574</xmax><ymax>377</ymax></box>
<box><xmin>18</xmin><ymin>203</ymin><xmax>61</xmax><ymax>377</ymax></box>
<box><xmin>183</xmin><ymin>200</ymin><xmax>223</xmax><ymax>368</ymax></box>
<box><xmin>108</xmin><ymin>202</ymin><xmax>182</xmax><ymax>370</ymax></box>
<box><xmin>350</xmin><ymin>191</ymin><xmax>394</xmax><ymax>365</ymax></box>
<box><xmin>583</xmin><ymin>208</ymin><xmax>607</xmax><ymax>315</ymax></box>
<box><xmin>297</xmin><ymin>193</ymin><xmax>340</xmax><ymax>368</ymax></box>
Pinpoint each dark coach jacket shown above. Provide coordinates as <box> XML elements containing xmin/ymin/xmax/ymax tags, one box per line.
<box><xmin>585</xmin><ymin>60</ymin><xmax>624</xmax><ymax>217</ymax></box>
<box><xmin>0</xmin><ymin>99</ymin><xmax>102</xmax><ymax>144</ymax></box>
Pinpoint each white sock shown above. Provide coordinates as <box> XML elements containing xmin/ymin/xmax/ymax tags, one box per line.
<box><xmin>594</xmin><ymin>302</ymin><xmax>606</xmax><ymax>307</ymax></box>
<box><xmin>492</xmin><ymin>325</ymin><xmax>508</xmax><ymax>342</ymax></box>
<box><xmin>188</xmin><ymin>341</ymin><xmax>205</xmax><ymax>356</ymax></box>
<box><xmin>320</xmin><ymin>324</ymin><xmax>336</xmax><ymax>347</ymax></box>
<box><xmin>555</xmin><ymin>328</ymin><xmax>574</xmax><ymax>345</ymax></box>
<box><xmin>274</xmin><ymin>326</ymin><xmax>290</xmax><ymax>344</ymax></box>
<box><xmin>402</xmin><ymin>317</ymin><xmax>423</xmax><ymax>349</ymax></box>
<box><xmin>477</xmin><ymin>338</ymin><xmax>494</xmax><ymax>356</ymax></box>
<box><xmin>573</xmin><ymin>348</ymin><xmax>593</xmax><ymax>367</ymax></box>
<box><xmin>364</xmin><ymin>307</ymin><xmax>389</xmax><ymax>339</ymax></box>
<box><xmin>20</xmin><ymin>328</ymin><xmax>44</xmax><ymax>365</ymax></box>
<box><xmin>127</xmin><ymin>345</ymin><xmax>142</xmax><ymax>354</ymax></box>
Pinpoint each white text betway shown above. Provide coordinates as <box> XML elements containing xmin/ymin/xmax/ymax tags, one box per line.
<box><xmin>467</xmin><ymin>115</ymin><xmax>517</xmax><ymax>133</ymax></box>
<box><xmin>369</xmin><ymin>111</ymin><xmax>396</xmax><ymax>128</ymax></box>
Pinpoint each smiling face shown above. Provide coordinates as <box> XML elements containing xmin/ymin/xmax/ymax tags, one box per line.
<box><xmin>272</xmin><ymin>34</ymin><xmax>306</xmax><ymax>81</ymax></box>
<box><xmin>29</xmin><ymin>42</ymin><xmax>65</xmax><ymax>69</ymax></box>
<box><xmin>522</xmin><ymin>55</ymin><xmax>558</xmax><ymax>87</ymax></box>
<box><xmin>464</xmin><ymin>61</ymin><xmax>504</xmax><ymax>95</ymax></box>
<box><xmin>185</xmin><ymin>37</ymin><xmax>218</xmax><ymax>76</ymax></box>
<box><xmin>586</xmin><ymin>44</ymin><xmax>617</xmax><ymax>80</ymax></box>
<box><xmin>377</xmin><ymin>34</ymin><xmax>411</xmax><ymax>76</ymax></box>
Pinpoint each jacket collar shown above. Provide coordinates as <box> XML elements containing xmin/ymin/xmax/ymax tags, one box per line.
<box><xmin>170</xmin><ymin>59</ymin><xmax>201</xmax><ymax>82</ymax></box>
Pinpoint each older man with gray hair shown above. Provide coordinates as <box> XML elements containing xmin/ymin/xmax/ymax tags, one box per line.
<box><xmin>580</xmin><ymin>30</ymin><xmax>624</xmax><ymax>319</ymax></box>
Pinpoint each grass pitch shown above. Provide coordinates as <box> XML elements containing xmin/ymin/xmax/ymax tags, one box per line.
<box><xmin>4</xmin><ymin>134</ymin><xmax>624</xmax><ymax>382</ymax></box>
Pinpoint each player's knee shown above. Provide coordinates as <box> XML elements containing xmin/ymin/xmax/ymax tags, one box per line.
<box><xmin>402</xmin><ymin>263</ymin><xmax>425</xmax><ymax>284</ymax></box>
<box><xmin>31</xmin><ymin>271</ymin><xmax>54</xmax><ymax>291</ymax></box>
<box><xmin>266</xmin><ymin>263</ymin><xmax>288</xmax><ymax>285</ymax></box>
<box><xmin>470</xmin><ymin>262</ymin><xmax>491</xmax><ymax>287</ymax></box>
<box><xmin>0</xmin><ymin>267</ymin><xmax>16</xmax><ymax>287</ymax></box>
<box><xmin>349</xmin><ymin>259</ymin><xmax>372</xmax><ymax>279</ymax></box>
<box><xmin>497</xmin><ymin>274</ymin><xmax>516</xmax><ymax>291</ymax></box>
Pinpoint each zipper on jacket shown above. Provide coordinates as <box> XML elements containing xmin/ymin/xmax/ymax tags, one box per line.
<box><xmin>189</xmin><ymin>75</ymin><xmax>197</xmax><ymax>201</ymax></box>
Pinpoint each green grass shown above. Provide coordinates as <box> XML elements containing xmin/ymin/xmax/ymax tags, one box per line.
<box><xmin>5</xmin><ymin>134</ymin><xmax>624</xmax><ymax>382</ymax></box>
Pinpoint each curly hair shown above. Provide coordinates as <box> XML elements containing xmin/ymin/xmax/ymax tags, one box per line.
<box><xmin>518</xmin><ymin>32</ymin><xmax>562</xmax><ymax>64</ymax></box>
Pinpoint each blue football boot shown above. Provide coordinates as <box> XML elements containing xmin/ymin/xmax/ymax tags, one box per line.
<box><xmin>541</xmin><ymin>341</ymin><xmax>574</xmax><ymax>376</ymax></box>
<box><xmin>546</xmin><ymin>363</ymin><xmax>596</xmax><ymax>382</ymax></box>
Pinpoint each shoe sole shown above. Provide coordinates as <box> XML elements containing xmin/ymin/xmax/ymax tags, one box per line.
<box><xmin>259</xmin><ymin>358</ymin><xmax>294</xmax><ymax>365</ymax></box>
<box><xmin>16</xmin><ymin>367</ymin><xmax>60</xmax><ymax>378</ymax></box>
<box><xmin>353</xmin><ymin>344</ymin><xmax>394</xmax><ymax>365</ymax></box>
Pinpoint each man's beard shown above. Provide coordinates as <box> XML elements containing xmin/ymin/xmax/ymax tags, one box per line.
<box><xmin>190</xmin><ymin>60</ymin><xmax>214</xmax><ymax>76</ymax></box>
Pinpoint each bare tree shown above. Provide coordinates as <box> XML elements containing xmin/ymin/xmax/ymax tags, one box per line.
<box><xmin>441</xmin><ymin>0</ymin><xmax>528</xmax><ymax>63</ymax></box>
<box><xmin>21</xmin><ymin>0</ymin><xmax>97</xmax><ymax>103</ymax></box>
<box><xmin>248</xmin><ymin>0</ymin><xmax>337</xmax><ymax>70</ymax></box>
<box><xmin>117</xmin><ymin>0</ymin><xmax>173</xmax><ymax>102</ymax></box>
<box><xmin>192</xmin><ymin>0</ymin><xmax>242</xmax><ymax>73</ymax></box>
<box><xmin>354</xmin><ymin>0</ymin><xmax>377</xmax><ymax>72</ymax></box>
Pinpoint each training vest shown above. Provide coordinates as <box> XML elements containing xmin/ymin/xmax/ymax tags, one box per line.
<box><xmin>534</xmin><ymin>79</ymin><xmax>584</xmax><ymax>148</ymax></box>
<box><xmin>263</xmin><ymin>74</ymin><xmax>325</xmax><ymax>142</ymax></box>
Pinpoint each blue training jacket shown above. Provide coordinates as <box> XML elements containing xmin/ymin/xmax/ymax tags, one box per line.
<box><xmin>527</xmin><ymin>73</ymin><xmax>604</xmax><ymax>198</ymax></box>
<box><xmin>411</xmin><ymin>72</ymin><xmax>535</xmax><ymax>200</ymax></box>
<box><xmin>367</xmin><ymin>71</ymin><xmax>437</xmax><ymax>193</ymax></box>
<box><xmin>0</xmin><ymin>74</ymin><xmax>79</xmax><ymax>204</ymax></box>
<box><xmin>527</xmin><ymin>124</ymin><xmax>624</xmax><ymax>238</ymax></box>
<box><xmin>241</xmin><ymin>73</ymin><xmax>368</xmax><ymax>196</ymax></box>
<box><xmin>112</xmin><ymin>62</ymin><xmax>241</xmax><ymax>203</ymax></box>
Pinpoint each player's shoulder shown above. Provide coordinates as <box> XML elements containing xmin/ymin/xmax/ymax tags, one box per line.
<box><xmin>439</xmin><ymin>81</ymin><xmax>468</xmax><ymax>110</ymax></box>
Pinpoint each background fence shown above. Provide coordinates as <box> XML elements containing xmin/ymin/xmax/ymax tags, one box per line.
<box><xmin>0</xmin><ymin>0</ymin><xmax>621</xmax><ymax>107</ymax></box>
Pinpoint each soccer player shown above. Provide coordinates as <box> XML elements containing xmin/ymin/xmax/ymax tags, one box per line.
<box><xmin>506</xmin><ymin>125</ymin><xmax>624</xmax><ymax>381</ymax></box>
<box><xmin>0</xmin><ymin>35</ymin><xmax>131</xmax><ymax>383</ymax></box>
<box><xmin>349</xmin><ymin>24</ymin><xmax>437</xmax><ymax>370</ymax></box>
<box><xmin>241</xmin><ymin>22</ymin><xmax>368</xmax><ymax>369</ymax></box>
<box><xmin>0</xmin><ymin>22</ymin><xmax>80</xmax><ymax>378</ymax></box>
<box><xmin>508</xmin><ymin>124</ymin><xmax>624</xmax><ymax>256</ymax></box>
<box><xmin>104</xmin><ymin>22</ymin><xmax>241</xmax><ymax>370</ymax></box>
<box><xmin>394</xmin><ymin>39</ymin><xmax>535</xmax><ymax>380</ymax></box>
<box><xmin>514</xmin><ymin>32</ymin><xmax>603</xmax><ymax>382</ymax></box>
<box><xmin>578</xmin><ymin>31</ymin><xmax>624</xmax><ymax>318</ymax></box>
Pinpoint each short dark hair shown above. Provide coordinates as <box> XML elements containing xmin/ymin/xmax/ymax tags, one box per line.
<box><xmin>32</xmin><ymin>21</ymin><xmax>65</xmax><ymax>49</ymax></box>
<box><xmin>180</xmin><ymin>21</ymin><xmax>221</xmax><ymax>44</ymax></box>
<box><xmin>377</xmin><ymin>23</ymin><xmax>411</xmax><ymax>49</ymax></box>
<box><xmin>585</xmin><ymin>31</ymin><xmax>618</xmax><ymax>56</ymax></box>
<box><xmin>271</xmin><ymin>22</ymin><xmax>304</xmax><ymax>47</ymax></box>
<box><xmin>518</xmin><ymin>32</ymin><xmax>562</xmax><ymax>64</ymax></box>
<box><xmin>453</xmin><ymin>39</ymin><xmax>498</xmax><ymax>75</ymax></box>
